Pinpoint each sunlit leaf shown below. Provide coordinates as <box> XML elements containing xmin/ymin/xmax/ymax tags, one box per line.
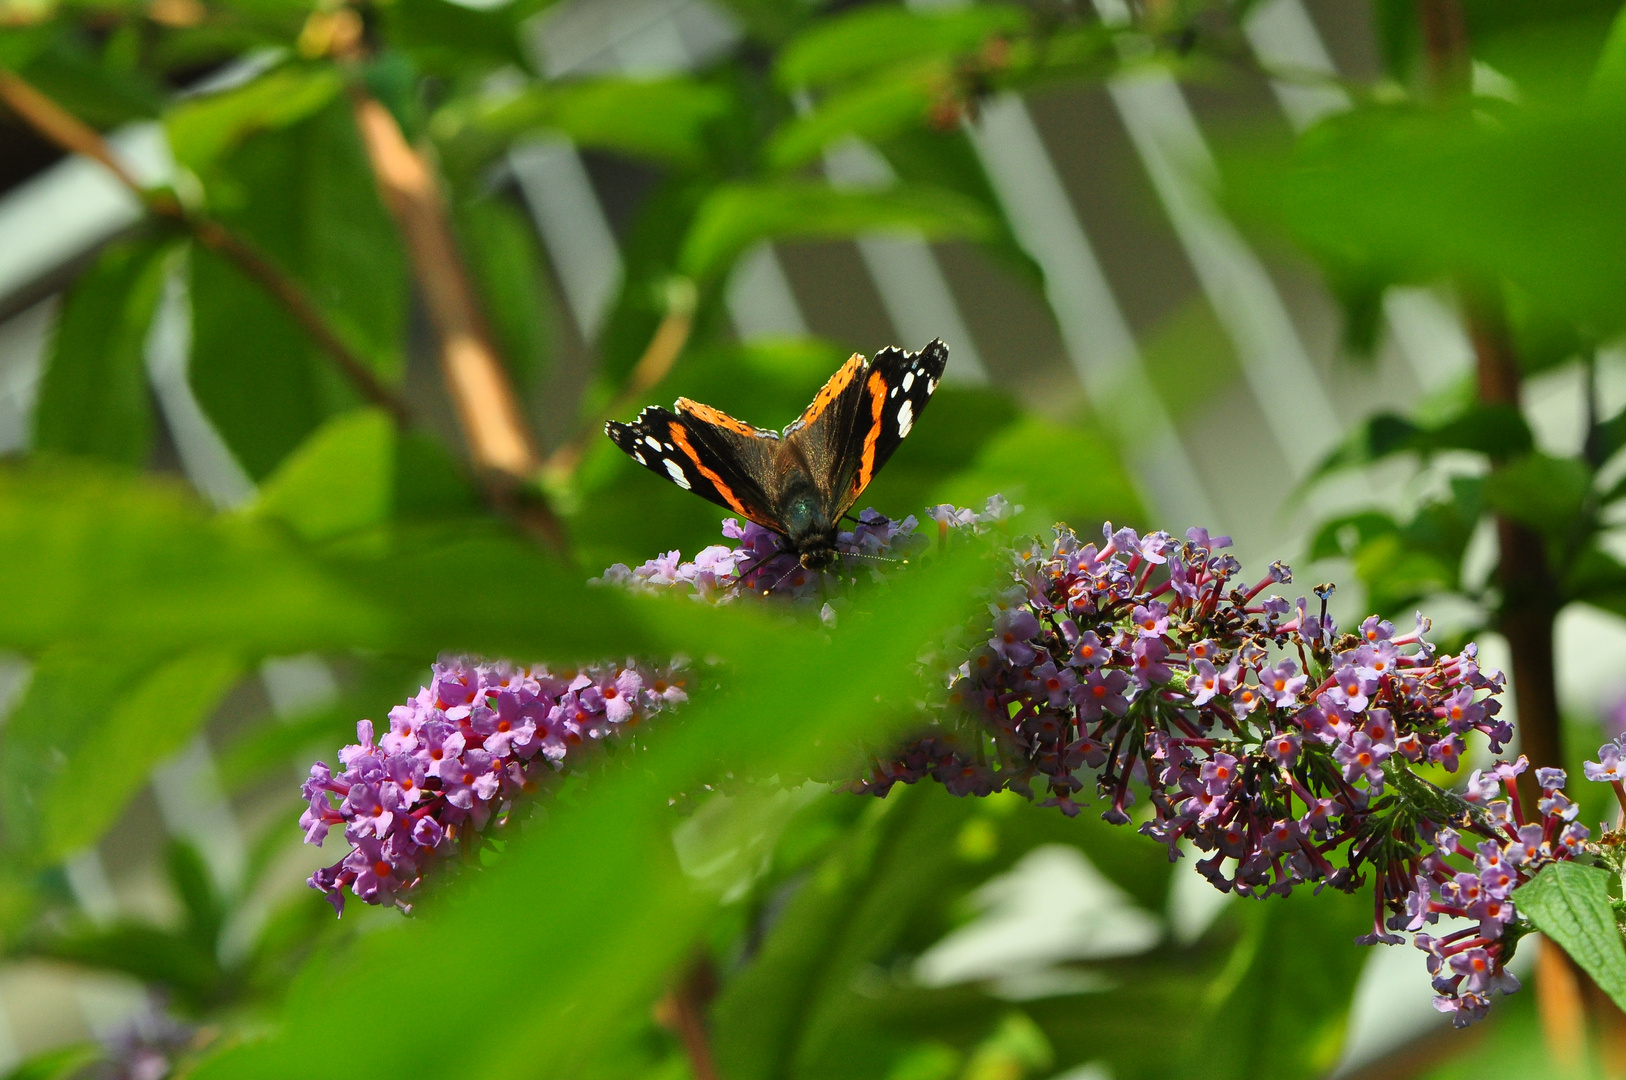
<box><xmin>250</xmin><ymin>408</ymin><xmax>395</xmax><ymax>542</ymax></box>
<box><xmin>777</xmin><ymin>5</ymin><xmax>1027</xmax><ymax>89</ymax></box>
<box><xmin>40</xmin><ymin>646</ymin><xmax>242</xmax><ymax>862</ymax></box>
<box><xmin>681</xmin><ymin>181</ymin><xmax>994</xmax><ymax>282</ymax></box>
<box><xmin>165</xmin><ymin>64</ymin><xmax>342</xmax><ymax>172</ymax></box>
<box><xmin>464</xmin><ymin>78</ymin><xmax>732</xmax><ymax>168</ymax></box>
<box><xmin>1516</xmin><ymin>862</ymin><xmax>1626</xmax><ymax>1011</ymax></box>
<box><xmin>186</xmin><ymin>546</ymin><xmax>990</xmax><ymax>1080</ymax></box>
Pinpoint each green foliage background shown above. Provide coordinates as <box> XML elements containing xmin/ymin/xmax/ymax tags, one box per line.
<box><xmin>0</xmin><ymin>0</ymin><xmax>1624</xmax><ymax>1077</ymax></box>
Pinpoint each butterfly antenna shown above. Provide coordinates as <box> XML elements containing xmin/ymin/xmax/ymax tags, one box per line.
<box><xmin>763</xmin><ymin>560</ymin><xmax>804</xmax><ymax>595</ymax></box>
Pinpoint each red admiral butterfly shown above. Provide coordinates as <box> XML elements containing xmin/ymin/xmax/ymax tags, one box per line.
<box><xmin>606</xmin><ymin>339</ymin><xmax>949</xmax><ymax>570</ymax></box>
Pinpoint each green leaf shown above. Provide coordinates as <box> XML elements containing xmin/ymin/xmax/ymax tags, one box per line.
<box><xmin>769</xmin><ymin>72</ymin><xmax>938</xmax><ymax>171</ymax></box>
<box><xmin>1568</xmin><ymin>544</ymin><xmax>1626</xmax><ymax>614</ymax></box>
<box><xmin>251</xmin><ymin>408</ymin><xmax>395</xmax><ymax>542</ymax></box>
<box><xmin>1482</xmin><ymin>453</ymin><xmax>1594</xmax><ymax>539</ymax></box>
<box><xmin>34</xmin><ymin>238</ymin><xmax>172</xmax><ymax>466</ymax></box>
<box><xmin>1308</xmin><ymin>511</ymin><xmax>1399</xmax><ymax>562</ymax></box>
<box><xmin>928</xmin><ymin>415</ymin><xmax>1144</xmax><ymax>530</ymax></box>
<box><xmin>777</xmin><ymin>5</ymin><xmax>1028</xmax><ymax>89</ymax></box>
<box><xmin>165</xmin><ymin>65</ymin><xmax>342</xmax><ymax>173</ymax></box>
<box><xmin>39</xmin><ymin>646</ymin><xmax>242</xmax><ymax>861</ymax></box>
<box><xmin>185</xmin><ymin>547</ymin><xmax>991</xmax><ymax>1080</ymax></box>
<box><xmin>42</xmin><ymin>922</ymin><xmax>222</xmax><ymax>1011</ymax></box>
<box><xmin>1310</xmin><ymin>403</ymin><xmax>1533</xmax><ymax>482</ymax></box>
<box><xmin>168</xmin><ymin>838</ymin><xmax>226</xmax><ymax>951</ymax></box>
<box><xmin>680</xmin><ymin>181</ymin><xmax>994</xmax><ymax>282</ymax></box>
<box><xmin>1515</xmin><ymin>861</ymin><xmax>1626</xmax><ymax>1010</ymax></box>
<box><xmin>454</xmin><ymin>197</ymin><xmax>551</xmax><ymax>393</ymax></box>
<box><xmin>0</xmin><ymin>1043</ymin><xmax>104</xmax><ymax>1080</ymax></box>
<box><xmin>190</xmin><ymin>98</ymin><xmax>406</xmax><ymax>479</ymax></box>
<box><xmin>463</xmin><ymin>78</ymin><xmax>732</xmax><ymax>169</ymax></box>
<box><xmin>1596</xmin><ymin>402</ymin><xmax>1626</xmax><ymax>465</ymax></box>
<box><xmin>383</xmin><ymin>0</ymin><xmax>527</xmax><ymax>76</ymax></box>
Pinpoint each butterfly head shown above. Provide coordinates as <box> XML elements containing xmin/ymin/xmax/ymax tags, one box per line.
<box><xmin>783</xmin><ymin>492</ymin><xmax>840</xmax><ymax>570</ymax></box>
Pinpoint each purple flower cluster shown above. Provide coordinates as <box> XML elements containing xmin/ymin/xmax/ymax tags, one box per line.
<box><xmin>848</xmin><ymin>521</ymin><xmax>1588</xmax><ymax>1023</ymax></box>
<box><xmin>1398</xmin><ymin>758</ymin><xmax>1583</xmax><ymax>1025</ymax></box>
<box><xmin>301</xmin><ymin>655</ymin><xmax>687</xmax><ymax>913</ymax></box>
<box><xmin>597</xmin><ymin>498</ymin><xmax>1019</xmax><ymax>604</ymax></box>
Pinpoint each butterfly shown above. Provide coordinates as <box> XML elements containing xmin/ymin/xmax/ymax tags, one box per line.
<box><xmin>605</xmin><ymin>339</ymin><xmax>949</xmax><ymax>570</ymax></box>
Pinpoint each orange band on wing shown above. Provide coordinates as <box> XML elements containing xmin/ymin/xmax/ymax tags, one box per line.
<box><xmin>668</xmin><ymin>421</ymin><xmax>757</xmax><ymax>521</ymax></box>
<box><xmin>676</xmin><ymin>399</ymin><xmax>765</xmax><ymax>439</ymax></box>
<box><xmin>852</xmin><ymin>370</ymin><xmax>888</xmax><ymax>496</ymax></box>
<box><xmin>797</xmin><ymin>354</ymin><xmax>864</xmax><ymax>429</ymax></box>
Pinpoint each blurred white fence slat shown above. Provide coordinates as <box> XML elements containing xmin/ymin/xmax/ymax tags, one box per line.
<box><xmin>967</xmin><ymin>93</ymin><xmax>1218</xmax><ymax>531</ymax></box>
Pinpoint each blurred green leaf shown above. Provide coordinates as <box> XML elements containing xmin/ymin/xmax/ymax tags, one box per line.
<box><xmin>384</xmin><ymin>0</ymin><xmax>527</xmax><ymax>76</ymax></box>
<box><xmin>1228</xmin><ymin>101</ymin><xmax>1626</xmax><ymax>338</ymax></box>
<box><xmin>454</xmin><ymin>196</ymin><xmax>552</xmax><ymax>392</ymax></box>
<box><xmin>1482</xmin><ymin>453</ymin><xmax>1593</xmax><ymax>540</ymax></box>
<box><xmin>251</xmin><ymin>408</ymin><xmax>394</xmax><ymax>542</ymax></box>
<box><xmin>1595</xmin><ymin>403</ymin><xmax>1626</xmax><ymax>466</ymax></box>
<box><xmin>1516</xmin><ymin>862</ymin><xmax>1626</xmax><ymax>1011</ymax></box>
<box><xmin>0</xmin><ymin>1043</ymin><xmax>103</xmax><ymax>1080</ymax></box>
<box><xmin>1311</xmin><ymin>403</ymin><xmax>1533</xmax><ymax>482</ymax></box>
<box><xmin>34</xmin><ymin>238</ymin><xmax>172</xmax><ymax>466</ymax></box>
<box><xmin>465</xmin><ymin>78</ymin><xmax>732</xmax><ymax>169</ymax></box>
<box><xmin>190</xmin><ymin>98</ymin><xmax>405</xmax><ymax>479</ymax></box>
<box><xmin>777</xmin><ymin>5</ymin><xmax>1027</xmax><ymax>89</ymax></box>
<box><xmin>40</xmin><ymin>646</ymin><xmax>242</xmax><ymax>862</ymax></box>
<box><xmin>1568</xmin><ymin>544</ymin><xmax>1626</xmax><ymax>615</ymax></box>
<box><xmin>681</xmin><ymin>181</ymin><xmax>994</xmax><ymax>282</ymax></box>
<box><xmin>169</xmin><ymin>838</ymin><xmax>227</xmax><ymax>953</ymax></box>
<box><xmin>43</xmin><ymin>921</ymin><xmax>222</xmax><ymax>1010</ymax></box>
<box><xmin>769</xmin><ymin>72</ymin><xmax>937</xmax><ymax>171</ymax></box>
<box><xmin>1309</xmin><ymin>511</ymin><xmax>1399</xmax><ymax>562</ymax></box>
<box><xmin>930</xmin><ymin>415</ymin><xmax>1144</xmax><ymax>530</ymax></box>
<box><xmin>186</xmin><ymin>546</ymin><xmax>991</xmax><ymax>1080</ymax></box>
<box><xmin>165</xmin><ymin>65</ymin><xmax>342</xmax><ymax>172</ymax></box>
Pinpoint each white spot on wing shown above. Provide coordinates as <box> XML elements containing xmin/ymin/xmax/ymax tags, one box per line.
<box><xmin>663</xmin><ymin>459</ymin><xmax>692</xmax><ymax>489</ymax></box>
<box><xmin>645</xmin><ymin>436</ymin><xmax>661</xmax><ymax>450</ymax></box>
<box><xmin>634</xmin><ymin>452</ymin><xmax>646</xmax><ymax>465</ymax></box>
<box><xmin>927</xmin><ymin>377</ymin><xmax>938</xmax><ymax>394</ymax></box>
<box><xmin>897</xmin><ymin>399</ymin><xmax>914</xmax><ymax>437</ymax></box>
<box><xmin>902</xmin><ymin>370</ymin><xmax>915</xmax><ymax>392</ymax></box>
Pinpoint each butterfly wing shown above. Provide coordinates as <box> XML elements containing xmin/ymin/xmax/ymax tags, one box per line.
<box><xmin>784</xmin><ymin>339</ymin><xmax>948</xmax><ymax>519</ymax></box>
<box><xmin>776</xmin><ymin>352</ymin><xmax>871</xmax><ymax>511</ymax></box>
<box><xmin>605</xmin><ymin>405</ymin><xmax>782</xmax><ymax>529</ymax></box>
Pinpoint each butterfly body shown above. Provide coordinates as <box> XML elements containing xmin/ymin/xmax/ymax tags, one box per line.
<box><xmin>606</xmin><ymin>339</ymin><xmax>949</xmax><ymax>570</ymax></box>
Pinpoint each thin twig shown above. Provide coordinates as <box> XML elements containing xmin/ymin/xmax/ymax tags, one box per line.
<box><xmin>349</xmin><ymin>91</ymin><xmax>566</xmax><ymax>551</ymax></box>
<box><xmin>0</xmin><ymin>68</ymin><xmax>411</xmax><ymax>425</ymax></box>
<box><xmin>543</xmin><ymin>284</ymin><xmax>696</xmax><ymax>480</ymax></box>
<box><xmin>653</xmin><ymin>957</ymin><xmax>720</xmax><ymax>1080</ymax></box>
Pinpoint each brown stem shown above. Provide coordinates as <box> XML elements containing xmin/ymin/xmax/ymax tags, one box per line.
<box><xmin>0</xmin><ymin>69</ymin><xmax>410</xmax><ymax>424</ymax></box>
<box><xmin>1415</xmin><ymin>0</ymin><xmax>1471</xmax><ymax>97</ymax></box>
<box><xmin>542</xmin><ymin>287</ymin><xmax>696</xmax><ymax>480</ymax></box>
<box><xmin>348</xmin><ymin>92</ymin><xmax>566</xmax><ymax>550</ymax></box>
<box><xmin>654</xmin><ymin>957</ymin><xmax>720</xmax><ymax>1080</ymax></box>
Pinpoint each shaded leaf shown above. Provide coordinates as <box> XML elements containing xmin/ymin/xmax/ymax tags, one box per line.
<box><xmin>34</xmin><ymin>238</ymin><xmax>172</xmax><ymax>466</ymax></box>
<box><xmin>1311</xmin><ymin>403</ymin><xmax>1532</xmax><ymax>482</ymax></box>
<box><xmin>454</xmin><ymin>196</ymin><xmax>552</xmax><ymax>392</ymax></box>
<box><xmin>1482</xmin><ymin>453</ymin><xmax>1593</xmax><ymax>540</ymax></box>
<box><xmin>1515</xmin><ymin>861</ymin><xmax>1626</xmax><ymax>1010</ymax></box>
<box><xmin>40</xmin><ymin>646</ymin><xmax>242</xmax><ymax>862</ymax></box>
